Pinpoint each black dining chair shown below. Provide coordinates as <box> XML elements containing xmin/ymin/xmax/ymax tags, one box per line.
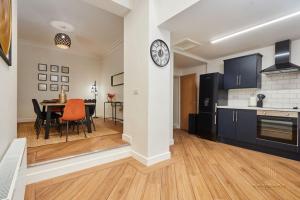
<box><xmin>32</xmin><ymin>99</ymin><xmax>61</xmax><ymax>139</ymax></box>
<box><xmin>88</xmin><ymin>104</ymin><xmax>96</xmax><ymax>131</ymax></box>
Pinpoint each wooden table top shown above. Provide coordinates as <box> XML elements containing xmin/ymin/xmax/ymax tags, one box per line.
<box><xmin>40</xmin><ymin>102</ymin><xmax>96</xmax><ymax>107</ymax></box>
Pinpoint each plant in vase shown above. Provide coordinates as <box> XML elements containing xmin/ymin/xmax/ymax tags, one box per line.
<box><xmin>107</xmin><ymin>93</ymin><xmax>115</xmax><ymax>102</ymax></box>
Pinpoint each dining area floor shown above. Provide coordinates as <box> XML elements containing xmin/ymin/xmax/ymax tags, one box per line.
<box><xmin>18</xmin><ymin>118</ymin><xmax>127</xmax><ymax>165</ymax></box>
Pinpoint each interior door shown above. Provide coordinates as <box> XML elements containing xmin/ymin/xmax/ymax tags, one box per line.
<box><xmin>180</xmin><ymin>74</ymin><xmax>197</xmax><ymax>130</ymax></box>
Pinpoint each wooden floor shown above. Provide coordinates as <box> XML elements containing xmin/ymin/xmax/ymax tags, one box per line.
<box><xmin>23</xmin><ymin>119</ymin><xmax>127</xmax><ymax>165</ymax></box>
<box><xmin>25</xmin><ymin>130</ymin><xmax>300</xmax><ymax>200</ymax></box>
<box><xmin>18</xmin><ymin>118</ymin><xmax>123</xmax><ymax>148</ymax></box>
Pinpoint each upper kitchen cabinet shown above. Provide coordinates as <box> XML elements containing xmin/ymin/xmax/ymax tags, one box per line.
<box><xmin>224</xmin><ymin>53</ymin><xmax>262</xmax><ymax>89</ymax></box>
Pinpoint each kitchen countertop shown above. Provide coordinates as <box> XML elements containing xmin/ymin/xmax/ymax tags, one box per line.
<box><xmin>217</xmin><ymin>106</ymin><xmax>300</xmax><ymax>112</ymax></box>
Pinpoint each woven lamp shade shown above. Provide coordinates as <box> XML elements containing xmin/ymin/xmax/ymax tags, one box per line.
<box><xmin>54</xmin><ymin>33</ymin><xmax>71</xmax><ymax>49</ymax></box>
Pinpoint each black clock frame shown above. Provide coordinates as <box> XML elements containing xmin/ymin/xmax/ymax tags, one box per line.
<box><xmin>150</xmin><ymin>39</ymin><xmax>170</xmax><ymax>67</ymax></box>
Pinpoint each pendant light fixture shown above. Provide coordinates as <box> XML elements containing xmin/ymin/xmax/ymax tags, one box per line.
<box><xmin>54</xmin><ymin>33</ymin><xmax>71</xmax><ymax>49</ymax></box>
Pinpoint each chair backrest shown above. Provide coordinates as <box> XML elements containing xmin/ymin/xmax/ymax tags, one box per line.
<box><xmin>32</xmin><ymin>99</ymin><xmax>42</xmax><ymax>117</ymax></box>
<box><xmin>62</xmin><ymin>99</ymin><xmax>86</xmax><ymax>121</ymax></box>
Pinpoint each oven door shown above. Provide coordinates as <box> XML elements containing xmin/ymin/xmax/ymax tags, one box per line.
<box><xmin>257</xmin><ymin>115</ymin><xmax>298</xmax><ymax>145</ymax></box>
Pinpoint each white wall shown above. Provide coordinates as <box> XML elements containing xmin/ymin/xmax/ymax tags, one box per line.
<box><xmin>17</xmin><ymin>41</ymin><xmax>102</xmax><ymax>122</ymax></box>
<box><xmin>0</xmin><ymin>0</ymin><xmax>17</xmax><ymax>159</ymax></box>
<box><xmin>124</xmin><ymin>0</ymin><xmax>149</xmax><ymax>156</ymax></box>
<box><xmin>99</xmin><ymin>45</ymin><xmax>124</xmax><ymax>119</ymax></box>
<box><xmin>124</xmin><ymin>0</ymin><xmax>172</xmax><ymax>164</ymax></box>
<box><xmin>207</xmin><ymin>38</ymin><xmax>300</xmax><ymax>108</ymax></box>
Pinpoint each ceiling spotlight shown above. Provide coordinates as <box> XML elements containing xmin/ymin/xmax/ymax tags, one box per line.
<box><xmin>54</xmin><ymin>33</ymin><xmax>71</xmax><ymax>49</ymax></box>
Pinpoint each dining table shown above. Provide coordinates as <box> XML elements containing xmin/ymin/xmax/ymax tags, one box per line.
<box><xmin>40</xmin><ymin>101</ymin><xmax>96</xmax><ymax>139</ymax></box>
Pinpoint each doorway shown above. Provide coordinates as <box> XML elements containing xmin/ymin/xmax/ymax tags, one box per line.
<box><xmin>180</xmin><ymin>73</ymin><xmax>197</xmax><ymax>130</ymax></box>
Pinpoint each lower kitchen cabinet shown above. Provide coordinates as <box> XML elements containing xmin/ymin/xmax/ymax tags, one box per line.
<box><xmin>236</xmin><ymin>110</ymin><xmax>257</xmax><ymax>144</ymax></box>
<box><xmin>218</xmin><ymin>108</ymin><xmax>257</xmax><ymax>144</ymax></box>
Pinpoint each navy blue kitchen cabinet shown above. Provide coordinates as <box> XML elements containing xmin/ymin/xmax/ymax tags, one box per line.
<box><xmin>236</xmin><ymin>110</ymin><xmax>257</xmax><ymax>144</ymax></box>
<box><xmin>218</xmin><ymin>108</ymin><xmax>236</xmax><ymax>140</ymax></box>
<box><xmin>218</xmin><ymin>108</ymin><xmax>257</xmax><ymax>144</ymax></box>
<box><xmin>224</xmin><ymin>54</ymin><xmax>262</xmax><ymax>89</ymax></box>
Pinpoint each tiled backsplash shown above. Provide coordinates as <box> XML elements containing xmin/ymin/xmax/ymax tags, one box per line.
<box><xmin>228</xmin><ymin>73</ymin><xmax>300</xmax><ymax>108</ymax></box>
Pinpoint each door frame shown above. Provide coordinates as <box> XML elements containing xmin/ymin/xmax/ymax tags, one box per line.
<box><xmin>173</xmin><ymin>76</ymin><xmax>181</xmax><ymax>129</ymax></box>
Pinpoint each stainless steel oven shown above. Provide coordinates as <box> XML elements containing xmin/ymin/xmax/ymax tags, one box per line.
<box><xmin>257</xmin><ymin>110</ymin><xmax>298</xmax><ymax>146</ymax></box>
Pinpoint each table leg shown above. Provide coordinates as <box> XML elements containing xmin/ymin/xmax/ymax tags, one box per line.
<box><xmin>85</xmin><ymin>106</ymin><xmax>92</xmax><ymax>133</ymax></box>
<box><xmin>114</xmin><ymin>104</ymin><xmax>117</xmax><ymax>125</ymax></box>
<box><xmin>104</xmin><ymin>103</ymin><xmax>106</xmax><ymax>122</ymax></box>
<box><xmin>111</xmin><ymin>104</ymin><xmax>114</xmax><ymax>123</ymax></box>
<box><xmin>45</xmin><ymin>108</ymin><xmax>51</xmax><ymax>139</ymax></box>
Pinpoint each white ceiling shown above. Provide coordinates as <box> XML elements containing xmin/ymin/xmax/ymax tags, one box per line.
<box><xmin>161</xmin><ymin>0</ymin><xmax>300</xmax><ymax>60</ymax></box>
<box><xmin>18</xmin><ymin>0</ymin><xmax>123</xmax><ymax>59</ymax></box>
<box><xmin>174</xmin><ymin>52</ymin><xmax>205</xmax><ymax>68</ymax></box>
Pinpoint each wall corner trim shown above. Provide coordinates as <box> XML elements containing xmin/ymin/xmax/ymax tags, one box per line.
<box><xmin>122</xmin><ymin>133</ymin><xmax>132</xmax><ymax>144</ymax></box>
<box><xmin>131</xmin><ymin>150</ymin><xmax>171</xmax><ymax>166</ymax></box>
<box><xmin>169</xmin><ymin>138</ymin><xmax>174</xmax><ymax>146</ymax></box>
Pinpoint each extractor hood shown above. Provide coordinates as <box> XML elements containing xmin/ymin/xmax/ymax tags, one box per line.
<box><xmin>261</xmin><ymin>40</ymin><xmax>300</xmax><ymax>74</ymax></box>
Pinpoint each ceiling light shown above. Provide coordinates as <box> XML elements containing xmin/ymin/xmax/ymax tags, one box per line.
<box><xmin>54</xmin><ymin>33</ymin><xmax>71</xmax><ymax>49</ymax></box>
<box><xmin>211</xmin><ymin>10</ymin><xmax>300</xmax><ymax>44</ymax></box>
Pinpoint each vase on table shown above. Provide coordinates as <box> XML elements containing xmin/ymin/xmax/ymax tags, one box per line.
<box><xmin>107</xmin><ymin>93</ymin><xmax>115</xmax><ymax>102</ymax></box>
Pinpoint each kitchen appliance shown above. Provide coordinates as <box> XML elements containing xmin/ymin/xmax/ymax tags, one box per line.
<box><xmin>248</xmin><ymin>96</ymin><xmax>256</xmax><ymax>107</ymax></box>
<box><xmin>261</xmin><ymin>40</ymin><xmax>300</xmax><ymax>74</ymax></box>
<box><xmin>257</xmin><ymin>110</ymin><xmax>298</xmax><ymax>149</ymax></box>
<box><xmin>257</xmin><ymin>94</ymin><xmax>265</xmax><ymax>107</ymax></box>
<box><xmin>197</xmin><ymin>73</ymin><xmax>228</xmax><ymax>140</ymax></box>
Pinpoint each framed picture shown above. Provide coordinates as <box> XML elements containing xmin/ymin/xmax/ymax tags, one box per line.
<box><xmin>111</xmin><ymin>72</ymin><xmax>124</xmax><ymax>86</ymax></box>
<box><xmin>38</xmin><ymin>63</ymin><xmax>47</xmax><ymax>71</ymax></box>
<box><xmin>50</xmin><ymin>84</ymin><xmax>59</xmax><ymax>91</ymax></box>
<box><xmin>61</xmin><ymin>66</ymin><xmax>69</xmax><ymax>74</ymax></box>
<box><xmin>38</xmin><ymin>83</ymin><xmax>47</xmax><ymax>91</ymax></box>
<box><xmin>61</xmin><ymin>85</ymin><xmax>69</xmax><ymax>92</ymax></box>
<box><xmin>61</xmin><ymin>76</ymin><xmax>69</xmax><ymax>83</ymax></box>
<box><xmin>0</xmin><ymin>0</ymin><xmax>12</xmax><ymax>66</ymax></box>
<box><xmin>50</xmin><ymin>65</ymin><xmax>59</xmax><ymax>72</ymax></box>
<box><xmin>38</xmin><ymin>73</ymin><xmax>47</xmax><ymax>81</ymax></box>
<box><xmin>50</xmin><ymin>74</ymin><xmax>59</xmax><ymax>82</ymax></box>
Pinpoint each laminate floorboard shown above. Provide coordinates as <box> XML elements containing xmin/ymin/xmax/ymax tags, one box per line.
<box><xmin>25</xmin><ymin>129</ymin><xmax>300</xmax><ymax>200</ymax></box>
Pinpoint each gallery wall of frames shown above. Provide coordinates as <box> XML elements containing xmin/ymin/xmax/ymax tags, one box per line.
<box><xmin>37</xmin><ymin>63</ymin><xmax>70</xmax><ymax>92</ymax></box>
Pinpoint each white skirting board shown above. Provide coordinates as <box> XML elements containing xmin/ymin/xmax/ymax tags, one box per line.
<box><xmin>122</xmin><ymin>133</ymin><xmax>132</xmax><ymax>143</ymax></box>
<box><xmin>26</xmin><ymin>146</ymin><xmax>171</xmax><ymax>184</ymax></box>
<box><xmin>131</xmin><ymin>150</ymin><xmax>171</xmax><ymax>166</ymax></box>
<box><xmin>26</xmin><ymin>146</ymin><xmax>132</xmax><ymax>184</ymax></box>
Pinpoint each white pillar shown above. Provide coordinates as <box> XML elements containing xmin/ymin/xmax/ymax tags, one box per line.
<box><xmin>123</xmin><ymin>0</ymin><xmax>172</xmax><ymax>166</ymax></box>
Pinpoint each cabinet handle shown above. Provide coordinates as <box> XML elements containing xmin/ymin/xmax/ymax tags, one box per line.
<box><xmin>232</xmin><ymin>111</ymin><xmax>235</xmax><ymax>122</ymax></box>
<box><xmin>235</xmin><ymin>111</ymin><xmax>238</xmax><ymax>122</ymax></box>
<box><xmin>236</xmin><ymin>75</ymin><xmax>239</xmax><ymax>86</ymax></box>
<box><xmin>239</xmin><ymin>75</ymin><xmax>242</xmax><ymax>85</ymax></box>
<box><xmin>214</xmin><ymin>115</ymin><xmax>217</xmax><ymax>125</ymax></box>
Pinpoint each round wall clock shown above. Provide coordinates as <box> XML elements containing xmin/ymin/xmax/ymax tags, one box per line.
<box><xmin>150</xmin><ymin>39</ymin><xmax>170</xmax><ymax>67</ymax></box>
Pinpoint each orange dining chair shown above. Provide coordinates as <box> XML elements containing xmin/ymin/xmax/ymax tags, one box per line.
<box><xmin>60</xmin><ymin>99</ymin><xmax>87</xmax><ymax>142</ymax></box>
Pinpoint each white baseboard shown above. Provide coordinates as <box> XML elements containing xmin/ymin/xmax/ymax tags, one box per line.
<box><xmin>26</xmin><ymin>146</ymin><xmax>131</xmax><ymax>184</ymax></box>
<box><xmin>173</xmin><ymin>123</ymin><xmax>180</xmax><ymax>129</ymax></box>
<box><xmin>169</xmin><ymin>138</ymin><xmax>174</xmax><ymax>145</ymax></box>
<box><xmin>18</xmin><ymin>118</ymin><xmax>35</xmax><ymax>123</ymax></box>
<box><xmin>131</xmin><ymin>150</ymin><xmax>171</xmax><ymax>166</ymax></box>
<box><xmin>122</xmin><ymin>134</ymin><xmax>132</xmax><ymax>144</ymax></box>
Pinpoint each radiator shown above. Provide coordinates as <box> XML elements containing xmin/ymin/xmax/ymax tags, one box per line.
<box><xmin>0</xmin><ymin>138</ymin><xmax>27</xmax><ymax>200</ymax></box>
